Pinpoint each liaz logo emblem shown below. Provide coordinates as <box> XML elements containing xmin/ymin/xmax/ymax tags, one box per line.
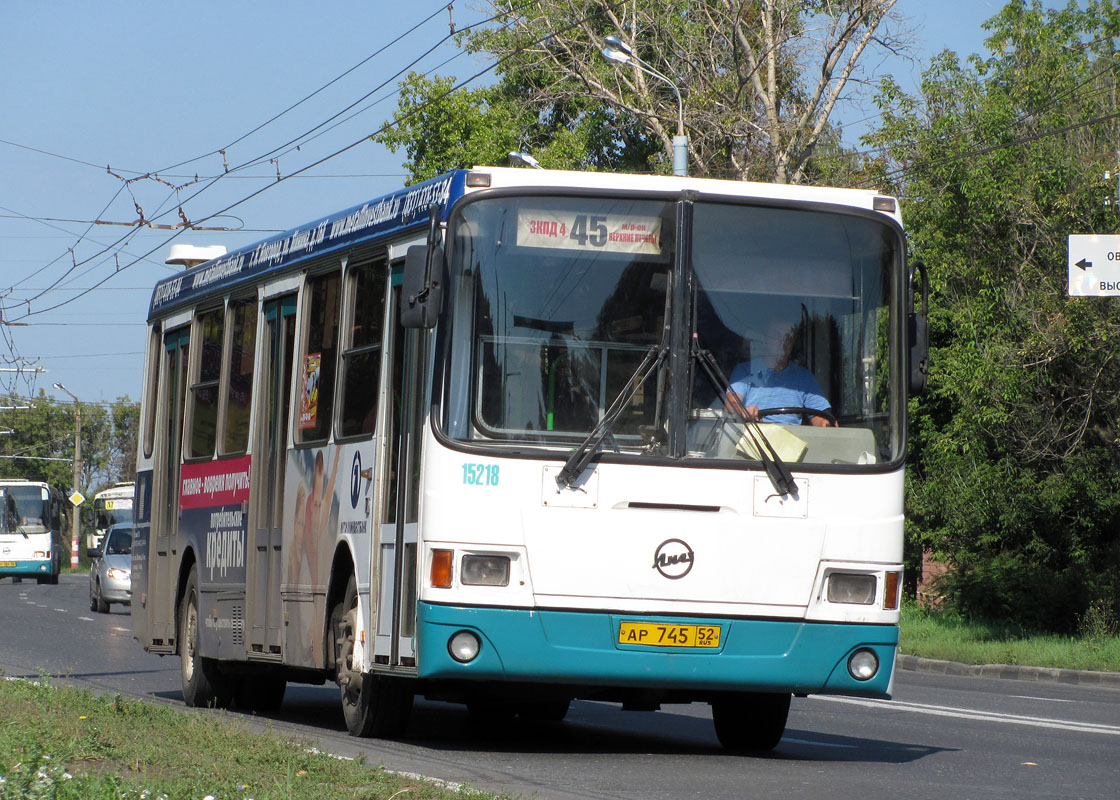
<box><xmin>652</xmin><ymin>538</ymin><xmax>694</xmax><ymax>579</ymax></box>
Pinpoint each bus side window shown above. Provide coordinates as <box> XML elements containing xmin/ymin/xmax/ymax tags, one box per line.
<box><xmin>142</xmin><ymin>326</ymin><xmax>161</xmax><ymax>459</ymax></box>
<box><xmin>188</xmin><ymin>306</ymin><xmax>224</xmax><ymax>458</ymax></box>
<box><xmin>222</xmin><ymin>298</ymin><xmax>257</xmax><ymax>454</ymax></box>
<box><xmin>338</xmin><ymin>259</ymin><xmax>388</xmax><ymax>438</ymax></box>
<box><xmin>296</xmin><ymin>270</ymin><xmax>341</xmax><ymax>443</ymax></box>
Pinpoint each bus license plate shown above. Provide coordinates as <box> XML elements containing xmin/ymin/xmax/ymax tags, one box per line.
<box><xmin>618</xmin><ymin>621</ymin><xmax>721</xmax><ymax>648</ymax></box>
<box><xmin>0</xmin><ymin>562</ymin><xmax>15</xmax><ymax>567</ymax></box>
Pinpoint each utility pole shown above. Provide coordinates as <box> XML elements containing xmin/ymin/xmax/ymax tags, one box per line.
<box><xmin>53</xmin><ymin>382</ymin><xmax>82</xmax><ymax>568</ymax></box>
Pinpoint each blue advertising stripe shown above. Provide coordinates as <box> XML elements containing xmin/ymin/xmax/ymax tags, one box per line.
<box><xmin>149</xmin><ymin>171</ymin><xmax>466</xmax><ymax>318</ymax></box>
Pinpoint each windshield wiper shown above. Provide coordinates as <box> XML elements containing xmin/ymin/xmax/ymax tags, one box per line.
<box><xmin>555</xmin><ymin>343</ymin><xmax>668</xmax><ymax>489</ymax></box>
<box><xmin>691</xmin><ymin>335</ymin><xmax>798</xmax><ymax>498</ymax></box>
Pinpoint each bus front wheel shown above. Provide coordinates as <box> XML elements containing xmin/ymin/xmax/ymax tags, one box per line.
<box><xmin>711</xmin><ymin>692</ymin><xmax>790</xmax><ymax>753</ymax></box>
<box><xmin>179</xmin><ymin>567</ymin><xmax>233</xmax><ymax>709</ymax></box>
<box><xmin>332</xmin><ymin>574</ymin><xmax>412</xmax><ymax>738</ymax></box>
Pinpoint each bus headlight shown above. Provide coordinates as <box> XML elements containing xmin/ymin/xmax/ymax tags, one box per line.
<box><xmin>848</xmin><ymin>648</ymin><xmax>879</xmax><ymax>681</ymax></box>
<box><xmin>827</xmin><ymin>573</ymin><xmax>876</xmax><ymax>605</ymax></box>
<box><xmin>448</xmin><ymin>630</ymin><xmax>481</xmax><ymax>663</ymax></box>
<box><xmin>461</xmin><ymin>555</ymin><xmax>510</xmax><ymax>587</ymax></box>
<box><xmin>34</xmin><ymin>550</ymin><xmax>48</xmax><ymax>559</ymax></box>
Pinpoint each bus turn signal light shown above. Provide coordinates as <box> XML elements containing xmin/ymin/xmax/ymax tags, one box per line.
<box><xmin>884</xmin><ymin>571</ymin><xmax>901</xmax><ymax>610</ymax></box>
<box><xmin>431</xmin><ymin>549</ymin><xmax>453</xmax><ymax>588</ymax></box>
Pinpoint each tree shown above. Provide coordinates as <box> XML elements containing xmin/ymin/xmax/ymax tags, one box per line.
<box><xmin>866</xmin><ymin>0</ymin><xmax>1120</xmax><ymax>632</ymax></box>
<box><xmin>0</xmin><ymin>392</ymin><xmax>140</xmax><ymax>534</ymax></box>
<box><xmin>376</xmin><ymin>0</ymin><xmax>909</xmax><ymax>183</ymax></box>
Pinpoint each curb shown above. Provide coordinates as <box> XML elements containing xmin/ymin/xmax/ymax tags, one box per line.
<box><xmin>896</xmin><ymin>654</ymin><xmax>1120</xmax><ymax>690</ymax></box>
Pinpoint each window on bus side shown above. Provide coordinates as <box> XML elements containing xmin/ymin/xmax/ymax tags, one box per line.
<box><xmin>338</xmin><ymin>260</ymin><xmax>388</xmax><ymax>438</ymax></box>
<box><xmin>296</xmin><ymin>271</ymin><xmax>341</xmax><ymax>443</ymax></box>
<box><xmin>221</xmin><ymin>298</ymin><xmax>257</xmax><ymax>454</ymax></box>
<box><xmin>142</xmin><ymin>326</ymin><xmax>161</xmax><ymax>459</ymax></box>
<box><xmin>188</xmin><ymin>306</ymin><xmax>224</xmax><ymax>459</ymax></box>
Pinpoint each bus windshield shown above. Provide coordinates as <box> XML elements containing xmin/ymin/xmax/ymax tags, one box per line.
<box><xmin>441</xmin><ymin>194</ymin><xmax>902</xmax><ymax>468</ymax></box>
<box><xmin>0</xmin><ymin>485</ymin><xmax>49</xmax><ymax>535</ymax></box>
<box><xmin>95</xmin><ymin>499</ymin><xmax>133</xmax><ymax>529</ymax></box>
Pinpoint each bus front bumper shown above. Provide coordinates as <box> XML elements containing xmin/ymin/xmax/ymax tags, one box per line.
<box><xmin>0</xmin><ymin>559</ymin><xmax>54</xmax><ymax>577</ymax></box>
<box><xmin>416</xmin><ymin>602</ymin><xmax>897</xmax><ymax>699</ymax></box>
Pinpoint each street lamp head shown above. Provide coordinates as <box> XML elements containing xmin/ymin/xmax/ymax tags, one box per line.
<box><xmin>508</xmin><ymin>151</ymin><xmax>543</xmax><ymax>169</ymax></box>
<box><xmin>53</xmin><ymin>382</ymin><xmax>78</xmax><ymax>402</ymax></box>
<box><xmin>603</xmin><ymin>35</ymin><xmax>632</xmax><ymax>58</ymax></box>
<box><xmin>601</xmin><ymin>35</ymin><xmax>632</xmax><ymax>65</ymax></box>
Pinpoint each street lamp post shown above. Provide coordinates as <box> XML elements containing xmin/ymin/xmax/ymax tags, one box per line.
<box><xmin>53</xmin><ymin>382</ymin><xmax>81</xmax><ymax>568</ymax></box>
<box><xmin>601</xmin><ymin>35</ymin><xmax>688</xmax><ymax>177</ymax></box>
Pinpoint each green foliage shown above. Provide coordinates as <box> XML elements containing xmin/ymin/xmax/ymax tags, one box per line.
<box><xmin>900</xmin><ymin>603</ymin><xmax>1120</xmax><ymax>671</ymax></box>
<box><xmin>375</xmin><ymin>0</ymin><xmax>900</xmax><ymax>183</ymax></box>
<box><xmin>868</xmin><ymin>0</ymin><xmax>1120</xmax><ymax>631</ymax></box>
<box><xmin>0</xmin><ymin>678</ymin><xmax>502</xmax><ymax>800</ymax></box>
<box><xmin>373</xmin><ymin>66</ymin><xmax>659</xmax><ymax>181</ymax></box>
<box><xmin>0</xmin><ymin>392</ymin><xmax>139</xmax><ymax>537</ymax></box>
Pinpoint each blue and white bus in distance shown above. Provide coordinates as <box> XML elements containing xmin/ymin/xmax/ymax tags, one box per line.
<box><xmin>133</xmin><ymin>167</ymin><xmax>927</xmax><ymax>751</ymax></box>
<box><xmin>0</xmin><ymin>480</ymin><xmax>67</xmax><ymax>584</ymax></box>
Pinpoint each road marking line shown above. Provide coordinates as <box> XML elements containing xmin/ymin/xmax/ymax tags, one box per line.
<box><xmin>782</xmin><ymin>737</ymin><xmax>857</xmax><ymax>749</ymax></box>
<box><xmin>814</xmin><ymin>695</ymin><xmax>1120</xmax><ymax>736</ymax></box>
<box><xmin>1009</xmin><ymin>695</ymin><xmax>1073</xmax><ymax>703</ymax></box>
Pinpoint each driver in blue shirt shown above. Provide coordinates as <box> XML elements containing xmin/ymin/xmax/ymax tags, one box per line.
<box><xmin>723</xmin><ymin>317</ymin><xmax>836</xmax><ymax>427</ymax></box>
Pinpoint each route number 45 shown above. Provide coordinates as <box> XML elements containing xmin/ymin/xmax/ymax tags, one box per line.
<box><xmin>569</xmin><ymin>214</ymin><xmax>608</xmax><ymax>247</ymax></box>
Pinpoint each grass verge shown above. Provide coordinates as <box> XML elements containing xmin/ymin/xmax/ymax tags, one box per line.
<box><xmin>900</xmin><ymin>604</ymin><xmax>1120</xmax><ymax>672</ymax></box>
<box><xmin>0</xmin><ymin>676</ymin><xmax>505</xmax><ymax>800</ymax></box>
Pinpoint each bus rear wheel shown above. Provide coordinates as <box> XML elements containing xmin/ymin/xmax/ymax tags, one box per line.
<box><xmin>711</xmin><ymin>692</ymin><xmax>790</xmax><ymax>753</ymax></box>
<box><xmin>179</xmin><ymin>567</ymin><xmax>233</xmax><ymax>708</ymax></box>
<box><xmin>332</xmin><ymin>574</ymin><xmax>412</xmax><ymax>738</ymax></box>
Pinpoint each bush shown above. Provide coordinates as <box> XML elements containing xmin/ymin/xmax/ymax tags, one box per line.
<box><xmin>932</xmin><ymin>553</ymin><xmax>1109</xmax><ymax>635</ymax></box>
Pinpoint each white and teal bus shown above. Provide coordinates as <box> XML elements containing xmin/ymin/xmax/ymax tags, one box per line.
<box><xmin>133</xmin><ymin>167</ymin><xmax>927</xmax><ymax>751</ymax></box>
<box><xmin>0</xmin><ymin>479</ymin><xmax>67</xmax><ymax>584</ymax></box>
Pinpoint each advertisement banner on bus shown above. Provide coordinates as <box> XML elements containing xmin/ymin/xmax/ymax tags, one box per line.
<box><xmin>180</xmin><ymin>456</ymin><xmax>251</xmax><ymax>582</ymax></box>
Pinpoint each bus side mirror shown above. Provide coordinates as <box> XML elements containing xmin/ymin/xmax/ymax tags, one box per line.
<box><xmin>400</xmin><ymin>243</ymin><xmax>443</xmax><ymax>329</ymax></box>
<box><xmin>908</xmin><ymin>260</ymin><xmax>929</xmax><ymax>395</ymax></box>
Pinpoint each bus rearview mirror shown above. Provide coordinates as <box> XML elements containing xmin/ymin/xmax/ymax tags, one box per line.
<box><xmin>401</xmin><ymin>244</ymin><xmax>443</xmax><ymax>329</ymax></box>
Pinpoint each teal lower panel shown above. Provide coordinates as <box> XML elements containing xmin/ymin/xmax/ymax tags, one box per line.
<box><xmin>0</xmin><ymin>560</ymin><xmax>53</xmax><ymax>576</ymax></box>
<box><xmin>417</xmin><ymin>603</ymin><xmax>897</xmax><ymax>698</ymax></box>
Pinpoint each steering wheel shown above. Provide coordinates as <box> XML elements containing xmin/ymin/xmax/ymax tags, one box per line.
<box><xmin>755</xmin><ymin>406</ymin><xmax>837</xmax><ymax>426</ymax></box>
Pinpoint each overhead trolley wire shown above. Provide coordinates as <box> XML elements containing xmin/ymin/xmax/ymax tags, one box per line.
<box><xmin>7</xmin><ymin>0</ymin><xmax>611</xmax><ymax>323</ymax></box>
<box><xmin>2</xmin><ymin>2</ymin><xmax>459</xmax><ymax>311</ymax></box>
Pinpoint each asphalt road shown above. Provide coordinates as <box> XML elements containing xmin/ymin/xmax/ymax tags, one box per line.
<box><xmin>3</xmin><ymin>575</ymin><xmax>1118</xmax><ymax>799</ymax></box>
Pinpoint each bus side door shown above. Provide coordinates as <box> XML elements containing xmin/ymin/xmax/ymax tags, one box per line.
<box><xmin>248</xmin><ymin>295</ymin><xmax>296</xmax><ymax>658</ymax></box>
<box><xmin>150</xmin><ymin>327</ymin><xmax>189</xmax><ymax>649</ymax></box>
<box><xmin>374</xmin><ymin>278</ymin><xmax>426</xmax><ymax>668</ymax></box>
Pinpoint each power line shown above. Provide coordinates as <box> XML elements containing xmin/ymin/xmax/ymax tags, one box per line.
<box><xmin>2</xmin><ymin>0</ymin><xmax>613</xmax><ymax>328</ymax></box>
<box><xmin>1</xmin><ymin>3</ymin><xmax>457</xmax><ymax>310</ymax></box>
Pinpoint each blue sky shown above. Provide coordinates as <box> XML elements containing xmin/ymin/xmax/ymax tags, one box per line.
<box><xmin>0</xmin><ymin>0</ymin><xmax>1002</xmax><ymax>408</ymax></box>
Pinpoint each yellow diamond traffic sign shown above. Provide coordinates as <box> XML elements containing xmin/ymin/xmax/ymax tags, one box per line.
<box><xmin>69</xmin><ymin>491</ymin><xmax>85</xmax><ymax>507</ymax></box>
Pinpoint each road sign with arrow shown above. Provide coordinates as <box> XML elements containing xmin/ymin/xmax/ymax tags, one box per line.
<box><xmin>1069</xmin><ymin>234</ymin><xmax>1120</xmax><ymax>296</ymax></box>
